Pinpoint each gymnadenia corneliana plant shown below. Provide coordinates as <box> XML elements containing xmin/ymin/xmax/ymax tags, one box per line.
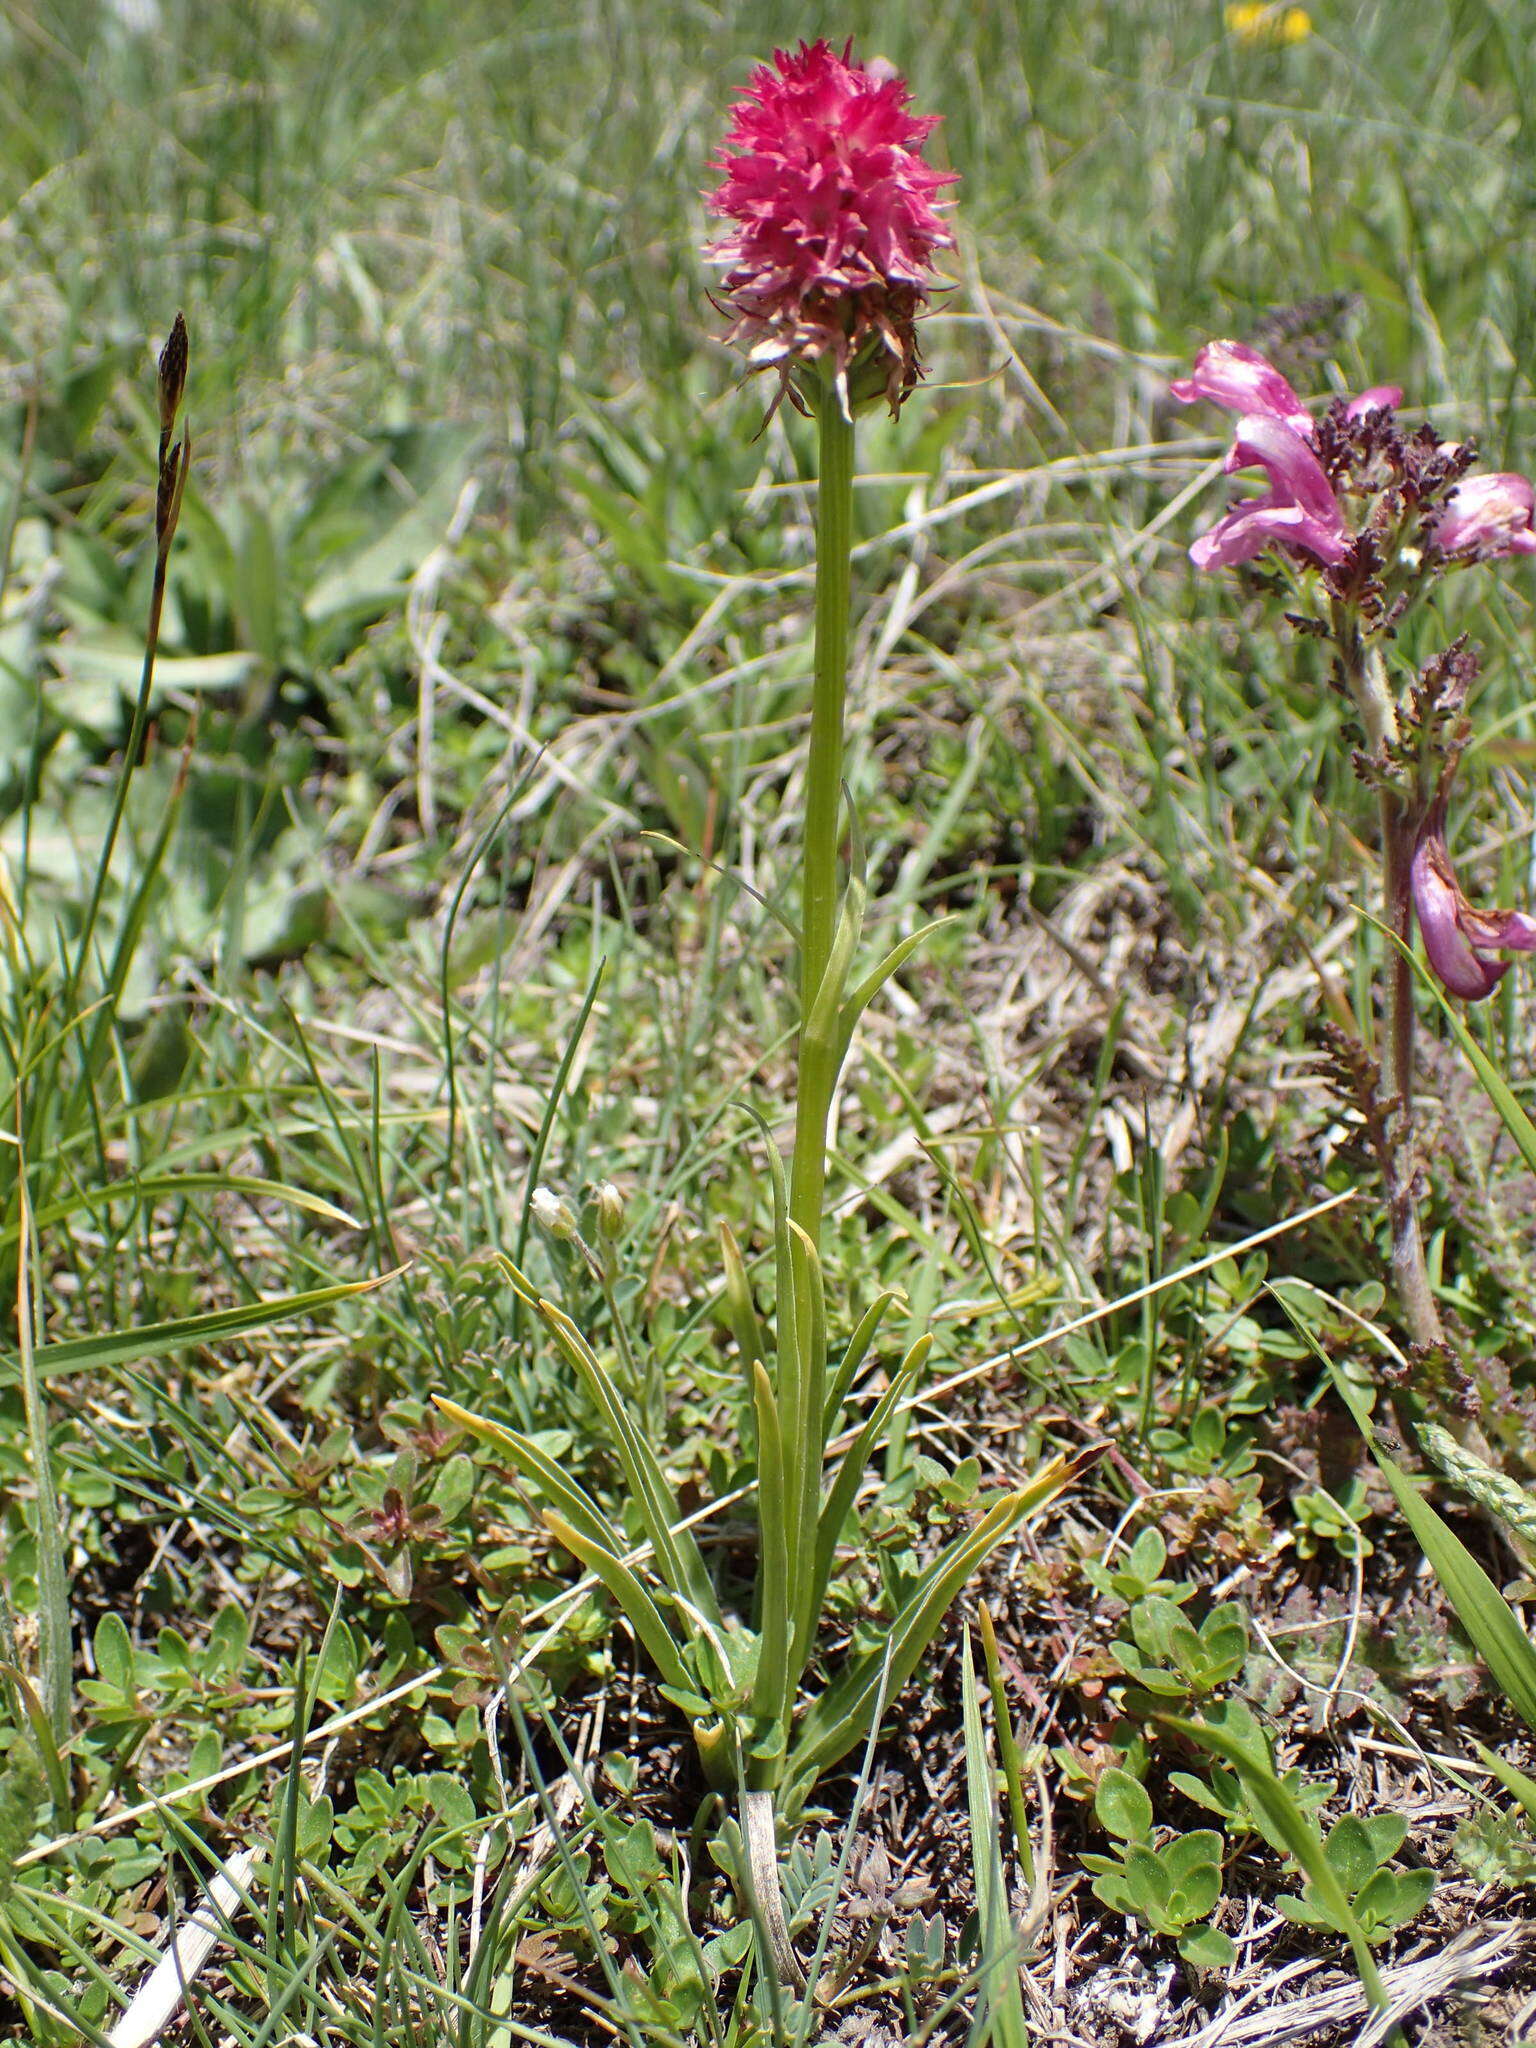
<box><xmin>440</xmin><ymin>40</ymin><xmax>1091</xmax><ymax>1826</ymax></box>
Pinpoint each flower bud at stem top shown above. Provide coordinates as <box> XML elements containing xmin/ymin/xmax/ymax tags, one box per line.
<box><xmin>157</xmin><ymin>312</ymin><xmax>188</xmax><ymax>435</ymax></box>
<box><xmin>594</xmin><ymin>1182</ymin><xmax>625</xmax><ymax>1242</ymax></box>
<box><xmin>531</xmin><ymin>1186</ymin><xmax>578</xmax><ymax>1242</ymax></box>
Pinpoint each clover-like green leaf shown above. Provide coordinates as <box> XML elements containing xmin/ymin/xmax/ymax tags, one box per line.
<box><xmin>1095</xmin><ymin>1767</ymin><xmax>1153</xmax><ymax>1844</ymax></box>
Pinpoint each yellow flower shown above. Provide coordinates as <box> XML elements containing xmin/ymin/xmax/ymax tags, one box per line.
<box><xmin>1225</xmin><ymin>1</ymin><xmax>1312</xmax><ymax>45</ymax></box>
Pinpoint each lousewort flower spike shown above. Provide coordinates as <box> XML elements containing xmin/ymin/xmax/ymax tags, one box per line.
<box><xmin>1169</xmin><ymin>333</ymin><xmax>1536</xmax><ymax>1367</ymax></box>
<box><xmin>706</xmin><ymin>38</ymin><xmax>956</xmax><ymax>417</ymax></box>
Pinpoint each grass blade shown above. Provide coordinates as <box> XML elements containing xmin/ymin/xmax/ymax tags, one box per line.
<box><xmin>962</xmin><ymin>1625</ymin><xmax>1029</xmax><ymax>2048</ymax></box>
<box><xmin>8</xmin><ymin>1273</ymin><xmax>398</xmax><ymax>1385</ymax></box>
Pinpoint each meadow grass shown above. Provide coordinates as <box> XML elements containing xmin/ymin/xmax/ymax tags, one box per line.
<box><xmin>3</xmin><ymin>0</ymin><xmax>1536</xmax><ymax>2040</ymax></box>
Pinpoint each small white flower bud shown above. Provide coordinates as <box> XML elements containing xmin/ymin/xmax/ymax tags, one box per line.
<box><xmin>531</xmin><ymin>1186</ymin><xmax>578</xmax><ymax>1241</ymax></box>
<box><xmin>594</xmin><ymin>1182</ymin><xmax>625</xmax><ymax>1241</ymax></box>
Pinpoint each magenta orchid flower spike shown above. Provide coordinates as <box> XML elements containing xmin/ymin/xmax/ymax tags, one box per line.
<box><xmin>1434</xmin><ymin>472</ymin><xmax>1536</xmax><ymax>559</ymax></box>
<box><xmin>706</xmin><ymin>38</ymin><xmax>956</xmax><ymax>415</ymax></box>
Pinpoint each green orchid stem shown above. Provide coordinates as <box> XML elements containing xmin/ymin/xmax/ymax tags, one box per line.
<box><xmin>789</xmin><ymin>389</ymin><xmax>856</xmax><ymax>1250</ymax></box>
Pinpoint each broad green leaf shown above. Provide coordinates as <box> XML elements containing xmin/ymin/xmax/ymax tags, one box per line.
<box><xmin>49</xmin><ymin>645</ymin><xmax>262</xmax><ymax>736</ymax></box>
<box><xmin>1178</xmin><ymin>1924</ymin><xmax>1236</xmax><ymax>1971</ymax></box>
<box><xmin>302</xmin><ymin>431</ymin><xmax>484</xmax><ymax>622</ymax></box>
<box><xmin>1167</xmin><ymin>1859</ymin><xmax>1220</xmax><ymax>1924</ymax></box>
<box><xmin>92</xmin><ymin>1613</ymin><xmax>135</xmax><ymax>1696</ymax></box>
<box><xmin>1163</xmin><ymin>1830</ymin><xmax>1222</xmax><ymax>1885</ymax></box>
<box><xmin>1360</xmin><ymin>1813</ymin><xmax>1408</xmax><ymax>1871</ymax></box>
<box><xmin>1154</xmin><ymin>1705</ymin><xmax>1387</xmax><ymax>2013</ymax></box>
<box><xmin>1325</xmin><ymin>1815</ymin><xmax>1379</xmax><ymax>1895</ymax></box>
<box><xmin>1123</xmin><ymin>1844</ymin><xmax>1171</xmax><ymax>1917</ymax></box>
<box><xmin>1356</xmin><ymin>1866</ymin><xmax>1434</xmax><ymax>1934</ymax></box>
<box><xmin>1094</xmin><ymin>1768</ymin><xmax>1153</xmax><ymax>1845</ymax></box>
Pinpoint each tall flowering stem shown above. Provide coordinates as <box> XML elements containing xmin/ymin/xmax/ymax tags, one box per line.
<box><xmin>1330</xmin><ymin>614</ymin><xmax>1441</xmax><ymax>1348</ymax></box>
<box><xmin>1174</xmin><ymin>341</ymin><xmax>1536</xmax><ymax>1387</ymax></box>
<box><xmin>790</xmin><ymin>390</ymin><xmax>855</xmax><ymax>1243</ymax></box>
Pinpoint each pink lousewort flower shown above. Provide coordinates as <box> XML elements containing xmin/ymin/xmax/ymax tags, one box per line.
<box><xmin>706</xmin><ymin>39</ymin><xmax>957</xmax><ymax>414</ymax></box>
<box><xmin>1169</xmin><ymin>339</ymin><xmax>1315</xmax><ymax>437</ymax></box>
<box><xmin>1171</xmin><ymin>341</ymin><xmax>1402</xmax><ymax>440</ymax></box>
<box><xmin>1433</xmin><ymin>472</ymin><xmax>1536</xmax><ymax>559</ymax></box>
<box><xmin>1188</xmin><ymin>413</ymin><xmax>1350</xmax><ymax>570</ymax></box>
<box><xmin>1343</xmin><ymin>384</ymin><xmax>1403</xmax><ymax>419</ymax></box>
<box><xmin>1411</xmin><ymin>799</ymin><xmax>1536</xmax><ymax>1000</ymax></box>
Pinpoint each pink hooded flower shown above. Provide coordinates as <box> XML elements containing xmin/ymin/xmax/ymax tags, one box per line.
<box><xmin>1343</xmin><ymin>384</ymin><xmax>1403</xmax><ymax>419</ymax></box>
<box><xmin>1169</xmin><ymin>340</ymin><xmax>1315</xmax><ymax>438</ymax></box>
<box><xmin>1433</xmin><ymin>472</ymin><xmax>1536</xmax><ymax>559</ymax></box>
<box><xmin>1411</xmin><ymin>800</ymin><xmax>1536</xmax><ymax>1000</ymax></box>
<box><xmin>706</xmin><ymin>40</ymin><xmax>957</xmax><ymax>414</ymax></box>
<box><xmin>1189</xmin><ymin>413</ymin><xmax>1350</xmax><ymax>571</ymax></box>
<box><xmin>1171</xmin><ymin>341</ymin><xmax>1403</xmax><ymax>440</ymax></box>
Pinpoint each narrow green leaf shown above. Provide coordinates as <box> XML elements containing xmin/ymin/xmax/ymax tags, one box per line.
<box><xmin>541</xmin><ymin>1513</ymin><xmax>693</xmax><ymax>1699</ymax></box>
<box><xmin>1475</xmin><ymin>1740</ymin><xmax>1536</xmax><ymax>1828</ymax></box>
<box><xmin>433</xmin><ymin>1397</ymin><xmax>625</xmax><ymax>1558</ymax></box>
<box><xmin>821</xmin><ymin>1288</ymin><xmax>900</xmax><ymax>1426</ymax></box>
<box><xmin>5</xmin><ymin>1273</ymin><xmax>396</xmax><ymax>1384</ymax></box>
<box><xmin>962</xmin><ymin>1627</ymin><xmax>1030</xmax><ymax>2048</ymax></box>
<box><xmin>835</xmin><ymin>917</ymin><xmax>956</xmax><ymax>1070</ymax></box>
<box><xmin>789</xmin><ymin>1451</ymin><xmax>1091</xmax><ymax>1793</ymax></box>
<box><xmin>810</xmin><ymin>1335</ymin><xmax>929</xmax><ymax>1631</ymax></box>
<box><xmin>750</xmin><ymin>1362</ymin><xmax>791</xmax><ymax>1745</ymax></box>
<box><xmin>978</xmin><ymin>1602</ymin><xmax>1036</xmax><ymax>1888</ymax></box>
<box><xmin>717</xmin><ymin>1221</ymin><xmax>764</xmax><ymax>1376</ymax></box>
<box><xmin>786</xmin><ymin>1221</ymin><xmax>826</xmax><ymax>1674</ymax></box>
<box><xmin>533</xmin><ymin>1296</ymin><xmax>720</xmax><ymax>1629</ymax></box>
<box><xmin>1316</xmin><ymin>1349</ymin><xmax>1536</xmax><ymax>1737</ymax></box>
<box><xmin>1421</xmin><ymin>960</ymin><xmax>1536</xmax><ymax>1181</ymax></box>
